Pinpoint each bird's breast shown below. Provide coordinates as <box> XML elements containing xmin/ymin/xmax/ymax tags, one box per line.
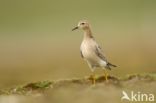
<box><xmin>80</xmin><ymin>40</ymin><xmax>98</xmax><ymax>60</ymax></box>
<box><xmin>80</xmin><ymin>39</ymin><xmax>107</xmax><ymax>67</ymax></box>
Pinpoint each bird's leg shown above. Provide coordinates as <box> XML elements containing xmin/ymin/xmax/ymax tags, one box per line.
<box><xmin>103</xmin><ymin>69</ymin><xmax>108</xmax><ymax>82</ymax></box>
<box><xmin>89</xmin><ymin>68</ymin><xmax>96</xmax><ymax>85</ymax></box>
<box><xmin>90</xmin><ymin>71</ymin><xmax>95</xmax><ymax>85</ymax></box>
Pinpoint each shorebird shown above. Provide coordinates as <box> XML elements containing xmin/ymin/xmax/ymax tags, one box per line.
<box><xmin>72</xmin><ymin>20</ymin><xmax>116</xmax><ymax>84</ymax></box>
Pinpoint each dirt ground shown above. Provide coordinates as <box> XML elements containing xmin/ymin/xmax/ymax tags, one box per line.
<box><xmin>0</xmin><ymin>73</ymin><xmax>156</xmax><ymax>103</ymax></box>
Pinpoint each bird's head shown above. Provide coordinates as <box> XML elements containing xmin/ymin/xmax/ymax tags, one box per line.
<box><xmin>72</xmin><ymin>20</ymin><xmax>90</xmax><ymax>31</ymax></box>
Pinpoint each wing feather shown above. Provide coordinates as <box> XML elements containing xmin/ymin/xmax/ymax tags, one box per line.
<box><xmin>95</xmin><ymin>44</ymin><xmax>107</xmax><ymax>62</ymax></box>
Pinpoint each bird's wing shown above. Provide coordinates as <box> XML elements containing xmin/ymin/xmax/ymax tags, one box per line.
<box><xmin>95</xmin><ymin>44</ymin><xmax>107</xmax><ymax>62</ymax></box>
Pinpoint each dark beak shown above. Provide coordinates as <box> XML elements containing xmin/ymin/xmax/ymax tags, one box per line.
<box><xmin>72</xmin><ymin>26</ymin><xmax>78</xmax><ymax>31</ymax></box>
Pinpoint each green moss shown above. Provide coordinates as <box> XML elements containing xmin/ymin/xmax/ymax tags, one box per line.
<box><xmin>24</xmin><ymin>81</ymin><xmax>53</xmax><ymax>89</ymax></box>
<box><xmin>0</xmin><ymin>81</ymin><xmax>53</xmax><ymax>95</ymax></box>
<box><xmin>0</xmin><ymin>73</ymin><xmax>156</xmax><ymax>95</ymax></box>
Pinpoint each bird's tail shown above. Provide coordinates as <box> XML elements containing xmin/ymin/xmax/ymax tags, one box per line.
<box><xmin>106</xmin><ymin>62</ymin><xmax>117</xmax><ymax>70</ymax></box>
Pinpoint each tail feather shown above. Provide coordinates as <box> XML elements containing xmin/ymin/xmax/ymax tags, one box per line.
<box><xmin>106</xmin><ymin>62</ymin><xmax>117</xmax><ymax>70</ymax></box>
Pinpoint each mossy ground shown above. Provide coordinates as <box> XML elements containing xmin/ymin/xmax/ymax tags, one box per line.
<box><xmin>0</xmin><ymin>73</ymin><xmax>156</xmax><ymax>103</ymax></box>
<box><xmin>0</xmin><ymin>73</ymin><xmax>156</xmax><ymax>95</ymax></box>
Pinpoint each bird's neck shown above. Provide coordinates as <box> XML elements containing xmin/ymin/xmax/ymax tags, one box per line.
<box><xmin>83</xmin><ymin>28</ymin><xmax>93</xmax><ymax>39</ymax></box>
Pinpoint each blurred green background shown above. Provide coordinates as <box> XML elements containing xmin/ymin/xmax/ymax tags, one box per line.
<box><xmin>0</xmin><ymin>0</ymin><xmax>156</xmax><ymax>88</ymax></box>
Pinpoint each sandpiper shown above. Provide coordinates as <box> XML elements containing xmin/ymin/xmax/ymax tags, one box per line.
<box><xmin>72</xmin><ymin>20</ymin><xmax>116</xmax><ymax>84</ymax></box>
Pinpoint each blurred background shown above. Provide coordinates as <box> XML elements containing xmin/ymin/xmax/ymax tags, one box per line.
<box><xmin>0</xmin><ymin>0</ymin><xmax>156</xmax><ymax>88</ymax></box>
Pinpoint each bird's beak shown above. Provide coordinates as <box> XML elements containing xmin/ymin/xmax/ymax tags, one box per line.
<box><xmin>72</xmin><ymin>26</ymin><xmax>78</xmax><ymax>31</ymax></box>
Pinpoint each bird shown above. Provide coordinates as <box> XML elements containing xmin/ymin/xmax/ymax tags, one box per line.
<box><xmin>72</xmin><ymin>20</ymin><xmax>116</xmax><ymax>84</ymax></box>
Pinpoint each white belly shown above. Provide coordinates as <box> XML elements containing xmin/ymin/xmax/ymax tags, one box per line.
<box><xmin>80</xmin><ymin>40</ymin><xmax>107</xmax><ymax>68</ymax></box>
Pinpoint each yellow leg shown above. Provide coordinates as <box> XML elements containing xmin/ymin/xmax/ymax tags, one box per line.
<box><xmin>104</xmin><ymin>69</ymin><xmax>108</xmax><ymax>82</ymax></box>
<box><xmin>90</xmin><ymin>72</ymin><xmax>96</xmax><ymax>85</ymax></box>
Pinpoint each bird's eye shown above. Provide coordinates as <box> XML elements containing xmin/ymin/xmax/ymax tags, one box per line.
<box><xmin>81</xmin><ymin>23</ymin><xmax>85</xmax><ymax>25</ymax></box>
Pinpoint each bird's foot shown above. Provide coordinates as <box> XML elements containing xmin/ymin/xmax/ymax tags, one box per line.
<box><xmin>104</xmin><ymin>70</ymin><xmax>109</xmax><ymax>83</ymax></box>
<box><xmin>105</xmin><ymin>75</ymin><xmax>109</xmax><ymax>83</ymax></box>
<box><xmin>89</xmin><ymin>74</ymin><xmax>96</xmax><ymax>85</ymax></box>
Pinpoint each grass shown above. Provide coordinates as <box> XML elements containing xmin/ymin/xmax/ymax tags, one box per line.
<box><xmin>0</xmin><ymin>73</ymin><xmax>156</xmax><ymax>95</ymax></box>
<box><xmin>0</xmin><ymin>73</ymin><xmax>156</xmax><ymax>103</ymax></box>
